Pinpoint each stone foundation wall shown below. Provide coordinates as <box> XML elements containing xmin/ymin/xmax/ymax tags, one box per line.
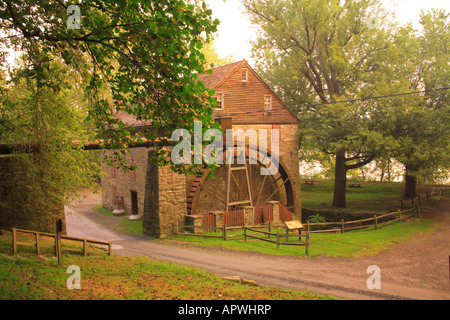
<box><xmin>142</xmin><ymin>151</ymin><xmax>186</xmax><ymax>238</ymax></box>
<box><xmin>0</xmin><ymin>156</ymin><xmax>64</xmax><ymax>233</ymax></box>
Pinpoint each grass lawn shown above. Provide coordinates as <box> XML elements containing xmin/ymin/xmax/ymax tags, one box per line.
<box><xmin>301</xmin><ymin>181</ymin><xmax>405</xmax><ymax>212</ymax></box>
<box><xmin>167</xmin><ymin>218</ymin><xmax>437</xmax><ymax>258</ymax></box>
<box><xmin>0</xmin><ymin>232</ymin><xmax>335</xmax><ymax>300</ymax></box>
<box><xmin>92</xmin><ymin>184</ymin><xmax>439</xmax><ymax>258</ymax></box>
<box><xmin>93</xmin><ymin>206</ymin><xmax>143</xmax><ymax>235</ymax></box>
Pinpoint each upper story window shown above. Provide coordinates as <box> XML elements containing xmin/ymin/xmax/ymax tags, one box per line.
<box><xmin>214</xmin><ymin>92</ymin><xmax>224</xmax><ymax>110</ymax></box>
<box><xmin>241</xmin><ymin>69</ymin><xmax>248</xmax><ymax>82</ymax></box>
<box><xmin>264</xmin><ymin>95</ymin><xmax>272</xmax><ymax>111</ymax></box>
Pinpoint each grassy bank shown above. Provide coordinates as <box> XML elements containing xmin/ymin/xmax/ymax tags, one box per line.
<box><xmin>0</xmin><ymin>236</ymin><xmax>334</xmax><ymax>300</ymax></box>
<box><xmin>301</xmin><ymin>182</ymin><xmax>404</xmax><ymax>211</ymax></box>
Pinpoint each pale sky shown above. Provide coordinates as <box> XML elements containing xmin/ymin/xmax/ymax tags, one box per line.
<box><xmin>4</xmin><ymin>1</ymin><xmax>449</xmax><ymax>67</ymax></box>
<box><xmin>205</xmin><ymin>0</ymin><xmax>450</xmax><ymax>65</ymax></box>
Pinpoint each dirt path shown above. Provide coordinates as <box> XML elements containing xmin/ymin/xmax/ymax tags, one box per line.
<box><xmin>65</xmin><ymin>192</ymin><xmax>450</xmax><ymax>300</ymax></box>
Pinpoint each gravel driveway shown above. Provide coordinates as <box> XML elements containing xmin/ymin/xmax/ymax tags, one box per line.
<box><xmin>65</xmin><ymin>191</ymin><xmax>450</xmax><ymax>300</ymax></box>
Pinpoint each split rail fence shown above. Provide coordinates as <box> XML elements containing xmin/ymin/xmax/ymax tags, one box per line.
<box><xmin>306</xmin><ymin>207</ymin><xmax>416</xmax><ymax>233</ymax></box>
<box><xmin>243</xmin><ymin>226</ymin><xmax>309</xmax><ymax>256</ymax></box>
<box><xmin>388</xmin><ymin>190</ymin><xmax>444</xmax><ymax>212</ymax></box>
<box><xmin>177</xmin><ymin>190</ymin><xmax>445</xmax><ymax>253</ymax></box>
<box><xmin>176</xmin><ymin>223</ymin><xmax>310</xmax><ymax>255</ymax></box>
<box><xmin>307</xmin><ymin>189</ymin><xmax>444</xmax><ymax>233</ymax></box>
<box><xmin>11</xmin><ymin>228</ymin><xmax>112</xmax><ymax>257</ymax></box>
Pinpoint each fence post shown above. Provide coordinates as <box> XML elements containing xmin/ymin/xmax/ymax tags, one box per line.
<box><xmin>374</xmin><ymin>215</ymin><xmax>378</xmax><ymax>230</ymax></box>
<box><xmin>54</xmin><ymin>234</ymin><xmax>58</xmax><ymax>257</ymax></box>
<box><xmin>276</xmin><ymin>231</ymin><xmax>280</xmax><ymax>249</ymax></box>
<box><xmin>341</xmin><ymin>219</ymin><xmax>345</xmax><ymax>234</ymax></box>
<box><xmin>307</xmin><ymin>220</ymin><xmax>310</xmax><ymax>233</ymax></box>
<box><xmin>222</xmin><ymin>224</ymin><xmax>227</xmax><ymax>241</ymax></box>
<box><xmin>12</xmin><ymin>228</ymin><xmax>17</xmax><ymax>257</ymax></box>
<box><xmin>83</xmin><ymin>239</ymin><xmax>87</xmax><ymax>257</ymax></box>
<box><xmin>57</xmin><ymin>235</ymin><xmax>62</xmax><ymax>267</ymax></box>
<box><xmin>35</xmin><ymin>232</ymin><xmax>40</xmax><ymax>255</ymax></box>
<box><xmin>268</xmin><ymin>221</ymin><xmax>271</xmax><ymax>239</ymax></box>
<box><xmin>244</xmin><ymin>227</ymin><xmax>247</xmax><ymax>242</ymax></box>
<box><xmin>305</xmin><ymin>231</ymin><xmax>310</xmax><ymax>256</ymax></box>
<box><xmin>398</xmin><ymin>210</ymin><xmax>402</xmax><ymax>223</ymax></box>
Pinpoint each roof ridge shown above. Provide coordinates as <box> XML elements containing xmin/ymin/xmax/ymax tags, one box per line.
<box><xmin>197</xmin><ymin>60</ymin><xmax>246</xmax><ymax>89</ymax></box>
<box><xmin>206</xmin><ymin>59</ymin><xmax>244</xmax><ymax>72</ymax></box>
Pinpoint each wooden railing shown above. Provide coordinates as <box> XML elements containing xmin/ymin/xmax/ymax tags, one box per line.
<box><xmin>12</xmin><ymin>228</ymin><xmax>112</xmax><ymax>257</ymax></box>
<box><xmin>306</xmin><ymin>207</ymin><xmax>416</xmax><ymax>233</ymax></box>
<box><xmin>388</xmin><ymin>190</ymin><xmax>444</xmax><ymax>212</ymax></box>
<box><xmin>243</xmin><ymin>226</ymin><xmax>309</xmax><ymax>256</ymax></box>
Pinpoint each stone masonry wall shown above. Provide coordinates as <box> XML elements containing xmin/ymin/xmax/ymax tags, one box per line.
<box><xmin>101</xmin><ymin>148</ymin><xmax>148</xmax><ymax>217</ymax></box>
<box><xmin>142</xmin><ymin>150</ymin><xmax>186</xmax><ymax>238</ymax></box>
<box><xmin>0</xmin><ymin>156</ymin><xmax>65</xmax><ymax>233</ymax></box>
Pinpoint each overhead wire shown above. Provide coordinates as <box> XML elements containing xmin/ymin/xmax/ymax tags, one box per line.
<box><xmin>213</xmin><ymin>87</ymin><xmax>450</xmax><ymax>120</ymax></box>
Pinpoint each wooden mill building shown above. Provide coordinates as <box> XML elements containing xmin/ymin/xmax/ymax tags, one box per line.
<box><xmin>101</xmin><ymin>60</ymin><xmax>301</xmax><ymax>237</ymax></box>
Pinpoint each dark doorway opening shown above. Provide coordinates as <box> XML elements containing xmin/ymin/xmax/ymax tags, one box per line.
<box><xmin>130</xmin><ymin>190</ymin><xmax>138</xmax><ymax>216</ymax></box>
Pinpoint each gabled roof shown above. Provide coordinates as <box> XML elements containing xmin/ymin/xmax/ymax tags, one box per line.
<box><xmin>198</xmin><ymin>60</ymin><xmax>300</xmax><ymax>125</ymax></box>
<box><xmin>197</xmin><ymin>60</ymin><xmax>245</xmax><ymax>89</ymax></box>
<box><xmin>115</xmin><ymin>60</ymin><xmax>300</xmax><ymax>127</ymax></box>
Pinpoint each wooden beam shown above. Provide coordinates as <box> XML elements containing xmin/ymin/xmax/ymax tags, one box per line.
<box><xmin>0</xmin><ymin>138</ymin><xmax>174</xmax><ymax>155</ymax></box>
<box><xmin>255</xmin><ymin>174</ymin><xmax>268</xmax><ymax>207</ymax></box>
<box><xmin>262</xmin><ymin>177</ymin><xmax>290</xmax><ymax>205</ymax></box>
<box><xmin>199</xmin><ymin>183</ymin><xmax>227</xmax><ymax>205</ymax></box>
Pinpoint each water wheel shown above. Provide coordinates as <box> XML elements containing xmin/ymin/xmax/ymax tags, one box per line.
<box><xmin>186</xmin><ymin>145</ymin><xmax>297</xmax><ymax>218</ymax></box>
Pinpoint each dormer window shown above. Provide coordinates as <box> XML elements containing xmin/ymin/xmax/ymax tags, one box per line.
<box><xmin>264</xmin><ymin>95</ymin><xmax>272</xmax><ymax>111</ymax></box>
<box><xmin>214</xmin><ymin>92</ymin><xmax>224</xmax><ymax>110</ymax></box>
<box><xmin>241</xmin><ymin>69</ymin><xmax>248</xmax><ymax>82</ymax></box>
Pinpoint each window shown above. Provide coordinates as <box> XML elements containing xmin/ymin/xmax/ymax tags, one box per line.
<box><xmin>214</xmin><ymin>92</ymin><xmax>224</xmax><ymax>110</ymax></box>
<box><xmin>241</xmin><ymin>69</ymin><xmax>248</xmax><ymax>82</ymax></box>
<box><xmin>264</xmin><ymin>95</ymin><xmax>272</xmax><ymax>111</ymax></box>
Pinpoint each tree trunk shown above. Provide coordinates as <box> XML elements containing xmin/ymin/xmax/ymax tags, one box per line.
<box><xmin>404</xmin><ymin>168</ymin><xmax>417</xmax><ymax>198</ymax></box>
<box><xmin>332</xmin><ymin>149</ymin><xmax>347</xmax><ymax>208</ymax></box>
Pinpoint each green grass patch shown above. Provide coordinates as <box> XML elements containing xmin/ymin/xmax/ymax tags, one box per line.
<box><xmin>0</xmin><ymin>234</ymin><xmax>335</xmax><ymax>300</ymax></box>
<box><xmin>93</xmin><ymin>206</ymin><xmax>143</xmax><ymax>235</ymax></box>
<box><xmin>301</xmin><ymin>182</ymin><xmax>404</xmax><ymax>212</ymax></box>
<box><xmin>308</xmin><ymin>219</ymin><xmax>437</xmax><ymax>257</ymax></box>
<box><xmin>168</xmin><ymin>219</ymin><xmax>437</xmax><ymax>258</ymax></box>
<box><xmin>93</xmin><ymin>206</ymin><xmax>114</xmax><ymax>216</ymax></box>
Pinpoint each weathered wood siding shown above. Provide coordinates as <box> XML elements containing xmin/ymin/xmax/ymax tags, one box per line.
<box><xmin>212</xmin><ymin>62</ymin><xmax>299</xmax><ymax>125</ymax></box>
